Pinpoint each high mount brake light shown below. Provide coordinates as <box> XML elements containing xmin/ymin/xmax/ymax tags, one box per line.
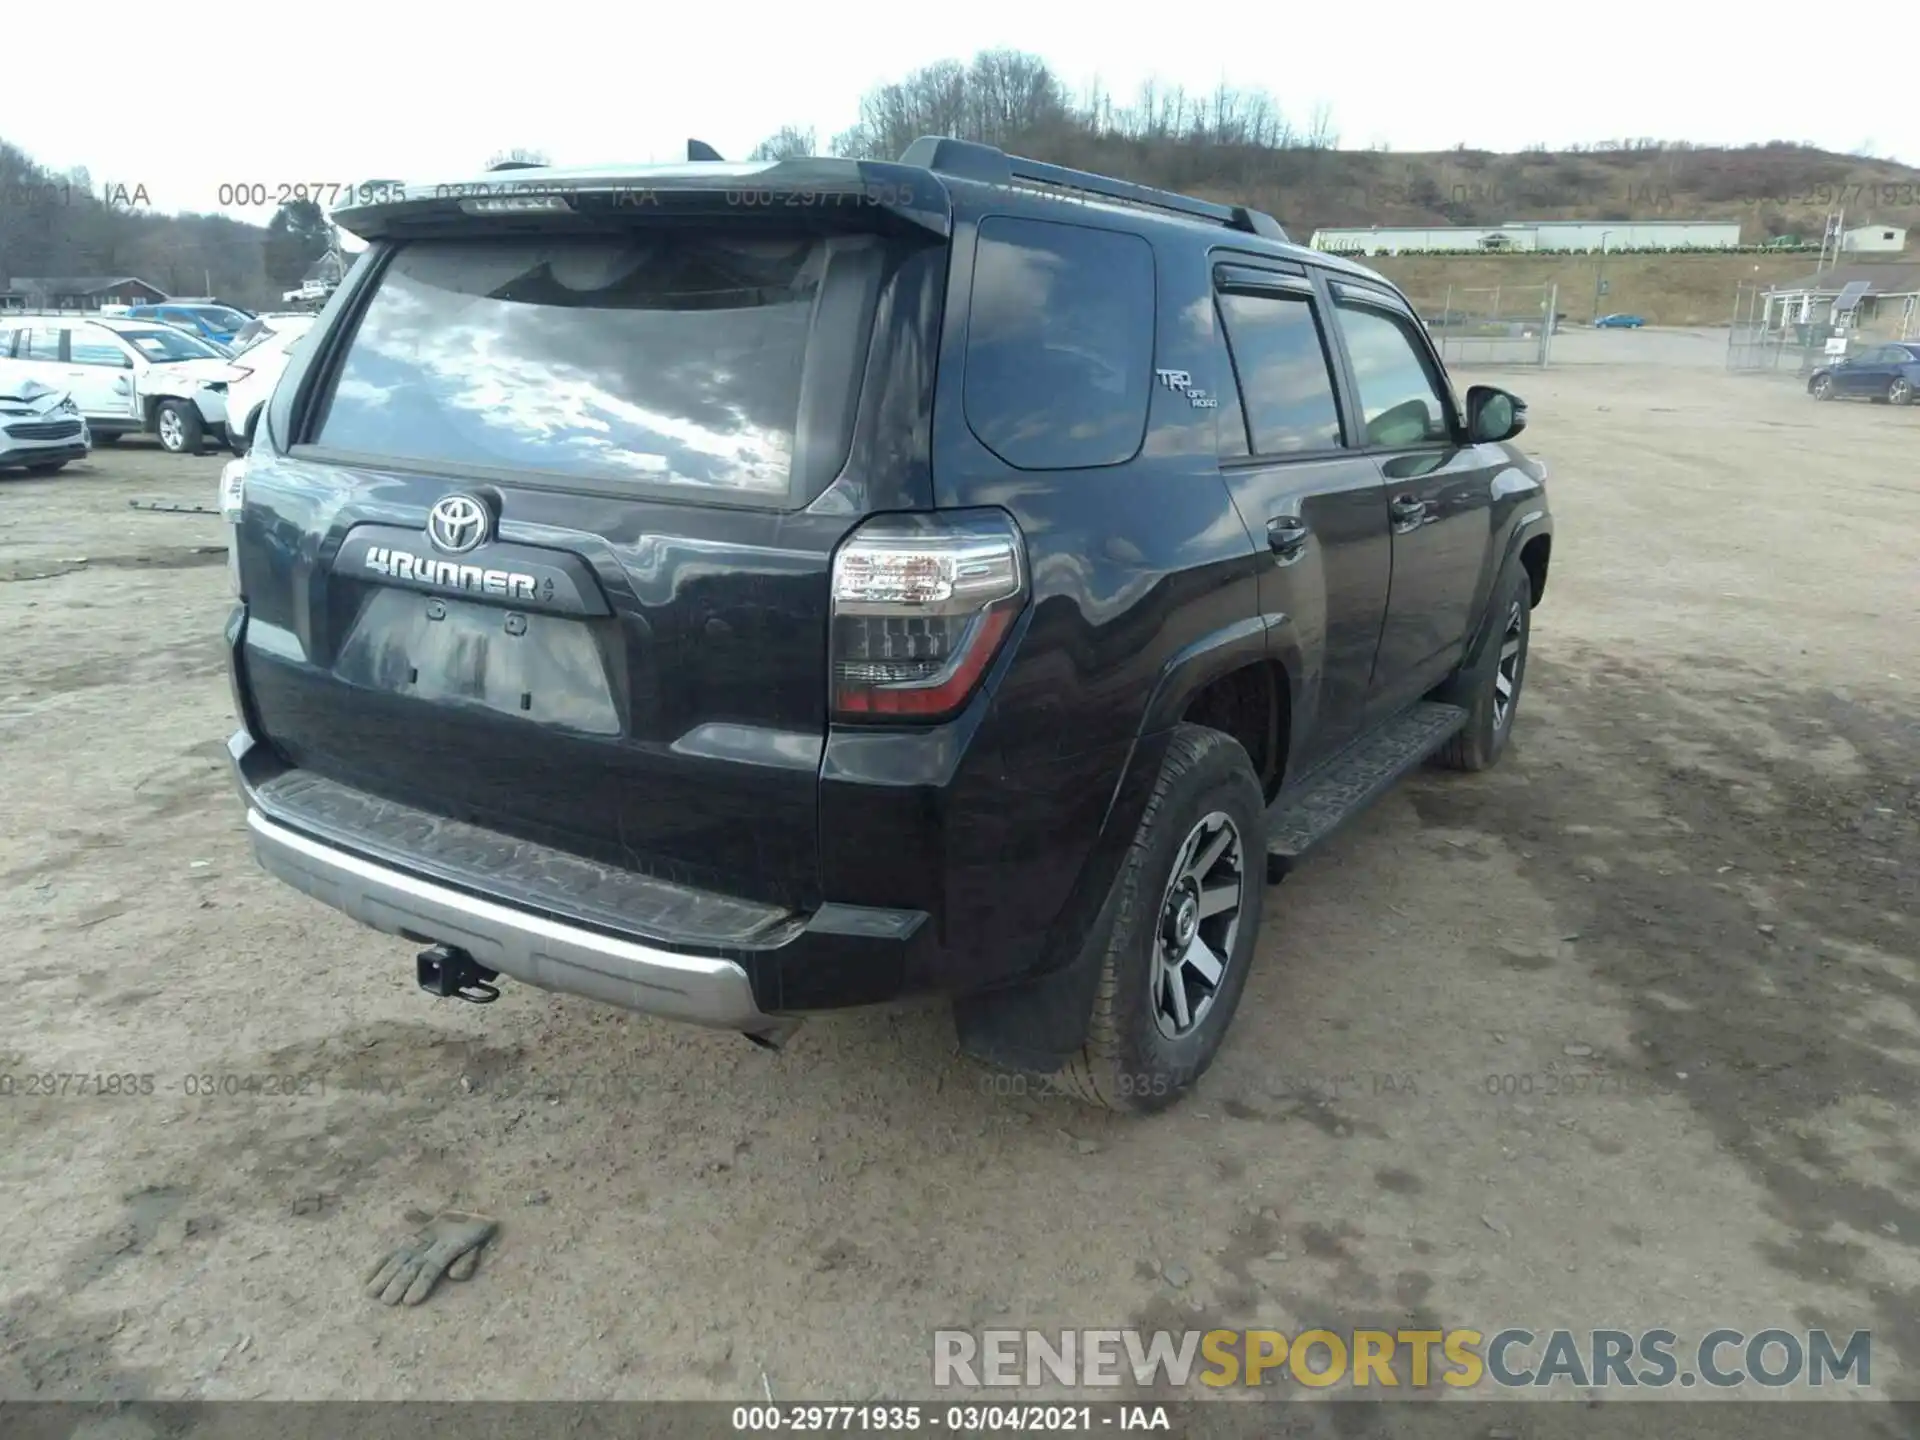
<box><xmin>830</xmin><ymin>512</ymin><xmax>1027</xmax><ymax>722</ymax></box>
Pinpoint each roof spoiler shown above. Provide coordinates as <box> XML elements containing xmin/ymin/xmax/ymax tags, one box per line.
<box><xmin>687</xmin><ymin>139</ymin><xmax>726</xmax><ymax>162</ymax></box>
<box><xmin>898</xmin><ymin>135</ymin><xmax>1288</xmax><ymax>242</ymax></box>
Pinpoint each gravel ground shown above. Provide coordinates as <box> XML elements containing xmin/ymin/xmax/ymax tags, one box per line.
<box><xmin>1</xmin><ymin>359</ymin><xmax>1916</xmax><ymax>1407</ymax></box>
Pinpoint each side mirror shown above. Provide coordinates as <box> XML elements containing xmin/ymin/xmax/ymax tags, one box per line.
<box><xmin>1467</xmin><ymin>385</ymin><xmax>1526</xmax><ymax>443</ymax></box>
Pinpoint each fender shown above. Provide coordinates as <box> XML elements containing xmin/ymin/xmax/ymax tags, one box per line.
<box><xmin>1114</xmin><ymin>612</ymin><xmax>1301</xmax><ymax>824</ymax></box>
<box><xmin>1462</xmin><ymin>505</ymin><xmax>1552</xmax><ymax>668</ymax></box>
<box><xmin>955</xmin><ymin>614</ymin><xmax>1295</xmax><ymax>1072</ymax></box>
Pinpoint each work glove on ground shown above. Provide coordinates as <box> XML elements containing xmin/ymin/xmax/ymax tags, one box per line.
<box><xmin>364</xmin><ymin>1209</ymin><xmax>498</xmax><ymax>1306</ymax></box>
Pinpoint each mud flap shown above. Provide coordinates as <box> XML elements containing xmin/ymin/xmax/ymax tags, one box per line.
<box><xmin>952</xmin><ymin>728</ymin><xmax>1174</xmax><ymax>1074</ymax></box>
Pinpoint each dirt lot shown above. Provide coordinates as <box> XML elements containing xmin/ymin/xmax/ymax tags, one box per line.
<box><xmin>2</xmin><ymin>354</ymin><xmax>1917</xmax><ymax>1407</ymax></box>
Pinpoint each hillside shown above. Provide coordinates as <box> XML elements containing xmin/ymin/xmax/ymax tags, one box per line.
<box><xmin>1369</xmin><ymin>252</ymin><xmax>1824</xmax><ymax>328</ymax></box>
<box><xmin>1185</xmin><ymin>146</ymin><xmax>1920</xmax><ymax>243</ymax></box>
<box><xmin>781</xmin><ymin>49</ymin><xmax>1920</xmax><ymax>244</ymax></box>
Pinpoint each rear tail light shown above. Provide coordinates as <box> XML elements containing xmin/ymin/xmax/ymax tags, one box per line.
<box><xmin>830</xmin><ymin>511</ymin><xmax>1027</xmax><ymax>722</ymax></box>
<box><xmin>218</xmin><ymin>457</ymin><xmax>247</xmax><ymax>596</ymax></box>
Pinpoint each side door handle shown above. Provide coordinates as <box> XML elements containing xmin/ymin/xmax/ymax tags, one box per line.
<box><xmin>1389</xmin><ymin>495</ymin><xmax>1427</xmax><ymax>532</ymax></box>
<box><xmin>1267</xmin><ymin>515</ymin><xmax>1310</xmax><ymax>564</ymax></box>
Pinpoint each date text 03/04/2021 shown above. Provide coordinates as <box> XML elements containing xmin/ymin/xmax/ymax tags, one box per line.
<box><xmin>729</xmin><ymin>1406</ymin><xmax>1170</xmax><ymax>1432</ymax></box>
<box><xmin>0</xmin><ymin>1071</ymin><xmax>326</xmax><ymax>1099</ymax></box>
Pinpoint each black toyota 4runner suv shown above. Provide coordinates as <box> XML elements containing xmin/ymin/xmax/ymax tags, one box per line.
<box><xmin>221</xmin><ymin>138</ymin><xmax>1552</xmax><ymax>1112</ymax></box>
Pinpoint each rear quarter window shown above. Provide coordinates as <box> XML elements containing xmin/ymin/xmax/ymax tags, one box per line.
<box><xmin>963</xmin><ymin>217</ymin><xmax>1154</xmax><ymax>471</ymax></box>
<box><xmin>308</xmin><ymin>231</ymin><xmax>887</xmax><ymax>502</ymax></box>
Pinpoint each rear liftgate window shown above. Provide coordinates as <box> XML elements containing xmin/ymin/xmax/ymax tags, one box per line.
<box><xmin>310</xmin><ymin>231</ymin><xmax>886</xmax><ymax>502</ymax></box>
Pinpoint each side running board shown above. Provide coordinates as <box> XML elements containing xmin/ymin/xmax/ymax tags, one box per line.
<box><xmin>1264</xmin><ymin>702</ymin><xmax>1469</xmax><ymax>879</ymax></box>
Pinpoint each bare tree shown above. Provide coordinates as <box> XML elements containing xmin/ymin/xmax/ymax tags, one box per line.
<box><xmin>749</xmin><ymin>126</ymin><xmax>817</xmax><ymax>161</ymax></box>
<box><xmin>487</xmin><ymin>147</ymin><xmax>551</xmax><ymax>170</ymax></box>
<box><xmin>1303</xmin><ymin>103</ymin><xmax>1339</xmax><ymax>151</ymax></box>
<box><xmin>964</xmin><ymin>49</ymin><xmax>1068</xmax><ymax>147</ymax></box>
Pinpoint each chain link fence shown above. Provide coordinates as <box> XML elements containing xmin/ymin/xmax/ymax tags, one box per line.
<box><xmin>1728</xmin><ymin>280</ymin><xmax>1920</xmax><ymax>376</ymax></box>
<box><xmin>1414</xmin><ymin>283</ymin><xmax>1559</xmax><ymax>368</ymax></box>
<box><xmin>1726</xmin><ymin>280</ymin><xmax>1829</xmax><ymax>376</ymax></box>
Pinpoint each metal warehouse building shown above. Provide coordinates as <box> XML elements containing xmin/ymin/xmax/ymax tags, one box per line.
<box><xmin>1311</xmin><ymin>221</ymin><xmax>1743</xmax><ymax>255</ymax></box>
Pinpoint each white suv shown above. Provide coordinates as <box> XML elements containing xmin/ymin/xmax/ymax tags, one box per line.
<box><xmin>223</xmin><ymin>315</ymin><xmax>316</xmax><ymax>456</ymax></box>
<box><xmin>0</xmin><ymin>316</ymin><xmax>239</xmax><ymax>454</ymax></box>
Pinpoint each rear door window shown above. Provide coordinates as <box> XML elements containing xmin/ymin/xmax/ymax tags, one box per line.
<box><xmin>1215</xmin><ymin>288</ymin><xmax>1345</xmax><ymax>454</ymax></box>
<box><xmin>21</xmin><ymin>328</ymin><xmax>66</xmax><ymax>362</ymax></box>
<box><xmin>310</xmin><ymin>231</ymin><xmax>889</xmax><ymax>502</ymax></box>
<box><xmin>963</xmin><ymin>216</ymin><xmax>1154</xmax><ymax>471</ymax></box>
<box><xmin>72</xmin><ymin>333</ymin><xmax>133</xmax><ymax>367</ymax></box>
<box><xmin>1209</xmin><ymin>304</ymin><xmax>1250</xmax><ymax>460</ymax></box>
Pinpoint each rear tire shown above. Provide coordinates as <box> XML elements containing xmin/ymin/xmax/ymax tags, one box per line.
<box><xmin>1433</xmin><ymin>564</ymin><xmax>1532</xmax><ymax>773</ymax></box>
<box><xmin>155</xmin><ymin>401</ymin><xmax>203</xmax><ymax>455</ymax></box>
<box><xmin>1048</xmin><ymin>724</ymin><xmax>1267</xmax><ymax>1114</ymax></box>
<box><xmin>1889</xmin><ymin>377</ymin><xmax>1913</xmax><ymax>407</ymax></box>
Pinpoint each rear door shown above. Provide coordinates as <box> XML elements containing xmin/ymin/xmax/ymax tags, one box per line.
<box><xmin>1844</xmin><ymin>345</ymin><xmax>1902</xmax><ymax>395</ymax></box>
<box><xmin>236</xmin><ymin>221</ymin><xmax>945</xmax><ymax>911</ymax></box>
<box><xmin>1208</xmin><ymin>262</ymin><xmax>1390</xmax><ymax>770</ymax></box>
<box><xmin>1324</xmin><ymin>281</ymin><xmax>1499</xmax><ymax>713</ymax></box>
<box><xmin>66</xmin><ymin>328</ymin><xmax>142</xmax><ymax>419</ymax></box>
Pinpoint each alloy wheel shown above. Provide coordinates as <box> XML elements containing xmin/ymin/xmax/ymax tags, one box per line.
<box><xmin>158</xmin><ymin>409</ymin><xmax>184</xmax><ymax>451</ymax></box>
<box><xmin>1150</xmin><ymin>812</ymin><xmax>1245</xmax><ymax>1040</ymax></box>
<box><xmin>1493</xmin><ymin>599</ymin><xmax>1525</xmax><ymax>733</ymax></box>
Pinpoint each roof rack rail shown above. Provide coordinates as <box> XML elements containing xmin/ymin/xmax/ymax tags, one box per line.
<box><xmin>897</xmin><ymin>136</ymin><xmax>1288</xmax><ymax>243</ymax></box>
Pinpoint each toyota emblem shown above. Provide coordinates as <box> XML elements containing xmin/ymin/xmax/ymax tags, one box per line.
<box><xmin>427</xmin><ymin>494</ymin><xmax>491</xmax><ymax>555</ymax></box>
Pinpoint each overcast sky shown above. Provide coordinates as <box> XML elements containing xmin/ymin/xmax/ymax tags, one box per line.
<box><xmin>5</xmin><ymin>2</ymin><xmax>1914</xmax><ymax>225</ymax></box>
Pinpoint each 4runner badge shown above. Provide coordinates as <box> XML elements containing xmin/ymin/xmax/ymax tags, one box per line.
<box><xmin>1154</xmin><ymin>368</ymin><xmax>1219</xmax><ymax>409</ymax></box>
<box><xmin>362</xmin><ymin>546</ymin><xmax>543</xmax><ymax>601</ymax></box>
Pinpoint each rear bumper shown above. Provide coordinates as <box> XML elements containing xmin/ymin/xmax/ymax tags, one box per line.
<box><xmin>245</xmin><ymin>801</ymin><xmax>774</xmax><ymax>1030</ymax></box>
<box><xmin>228</xmin><ymin>729</ymin><xmax>939</xmax><ymax>1026</ymax></box>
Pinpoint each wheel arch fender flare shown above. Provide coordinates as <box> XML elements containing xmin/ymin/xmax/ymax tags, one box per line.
<box><xmin>1466</xmin><ymin>512</ymin><xmax>1551</xmax><ymax>667</ymax></box>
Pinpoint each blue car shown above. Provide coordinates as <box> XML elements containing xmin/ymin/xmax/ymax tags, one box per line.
<box><xmin>1594</xmin><ymin>313</ymin><xmax>1646</xmax><ymax>329</ymax></box>
<box><xmin>1807</xmin><ymin>341</ymin><xmax>1920</xmax><ymax>406</ymax></box>
<box><xmin>124</xmin><ymin>303</ymin><xmax>251</xmax><ymax>350</ymax></box>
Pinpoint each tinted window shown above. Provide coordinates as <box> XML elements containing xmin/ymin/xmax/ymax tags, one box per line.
<box><xmin>1216</xmin><ymin>289</ymin><xmax>1344</xmax><ymax>454</ymax></box>
<box><xmin>1332</xmin><ymin>302</ymin><xmax>1453</xmax><ymax>447</ymax></box>
<box><xmin>964</xmin><ymin>217</ymin><xmax>1153</xmax><ymax>470</ymax></box>
<box><xmin>21</xmin><ymin>328</ymin><xmax>64</xmax><ymax>361</ymax></box>
<box><xmin>1210</xmin><ymin>304</ymin><xmax>1249</xmax><ymax>460</ymax></box>
<box><xmin>72</xmin><ymin>336</ymin><xmax>132</xmax><ymax>367</ymax></box>
<box><xmin>314</xmin><ymin>232</ymin><xmax>880</xmax><ymax>498</ymax></box>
